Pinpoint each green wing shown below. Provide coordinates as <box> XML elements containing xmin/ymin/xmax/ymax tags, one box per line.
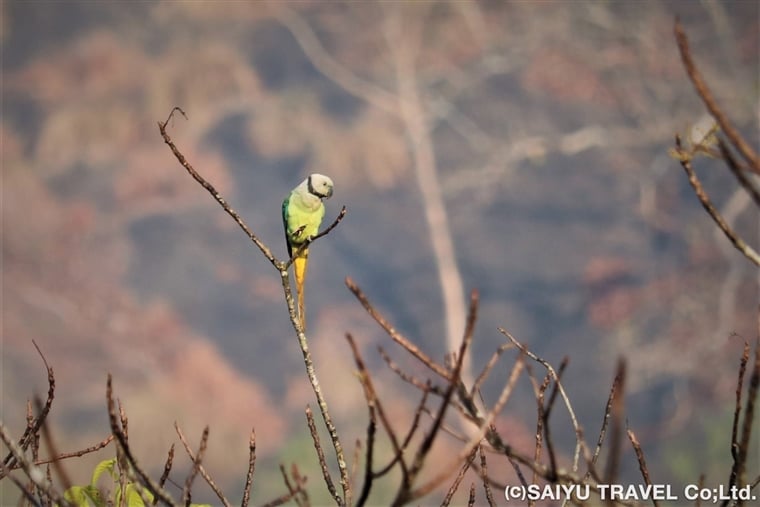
<box><xmin>282</xmin><ymin>195</ymin><xmax>292</xmax><ymax>258</ymax></box>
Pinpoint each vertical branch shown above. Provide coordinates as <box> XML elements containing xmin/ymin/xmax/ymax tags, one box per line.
<box><xmin>627</xmin><ymin>427</ymin><xmax>658</xmax><ymax>507</ymax></box>
<box><xmin>106</xmin><ymin>375</ymin><xmax>178</xmax><ymax>507</ymax></box>
<box><xmin>305</xmin><ymin>406</ymin><xmax>341</xmax><ymax>505</ymax></box>
<box><xmin>733</xmin><ymin>339</ymin><xmax>760</xmax><ymax>502</ymax></box>
<box><xmin>154</xmin><ymin>445</ymin><xmax>174</xmax><ymax>506</ymax></box>
<box><xmin>385</xmin><ymin>4</ymin><xmax>471</xmax><ymax>387</ymax></box>
<box><xmin>241</xmin><ymin>430</ymin><xmax>256</xmax><ymax>507</ymax></box>
<box><xmin>603</xmin><ymin>360</ymin><xmax>626</xmax><ymax>488</ymax></box>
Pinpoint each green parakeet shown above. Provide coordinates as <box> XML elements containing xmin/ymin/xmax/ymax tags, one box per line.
<box><xmin>282</xmin><ymin>173</ymin><xmax>334</xmax><ymax>329</ymax></box>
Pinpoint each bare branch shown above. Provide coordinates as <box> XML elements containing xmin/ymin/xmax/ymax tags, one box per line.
<box><xmin>157</xmin><ymin>108</ymin><xmax>278</xmax><ymax>267</ymax></box>
<box><xmin>440</xmin><ymin>447</ymin><xmax>477</xmax><ymax>507</ymax></box>
<box><xmin>107</xmin><ymin>375</ymin><xmax>179</xmax><ymax>507</ymax></box>
<box><xmin>603</xmin><ymin>360</ymin><xmax>626</xmax><ymax>486</ymax></box>
<box><xmin>395</xmin><ymin>291</ymin><xmax>479</xmax><ymax>504</ymax></box>
<box><xmin>627</xmin><ymin>427</ymin><xmax>658</xmax><ymax>507</ymax></box>
<box><xmin>0</xmin><ymin>422</ymin><xmax>67</xmax><ymax>507</ymax></box>
<box><xmin>155</xmin><ymin>444</ymin><xmax>175</xmax><ymax>506</ymax></box>
<box><xmin>718</xmin><ymin>138</ymin><xmax>760</xmax><ymax>208</ymax></box>
<box><xmin>174</xmin><ymin>423</ymin><xmax>229</xmax><ymax>507</ymax></box>
<box><xmin>34</xmin><ymin>435</ymin><xmax>113</xmax><ymax>466</ymax></box>
<box><xmin>347</xmin><ymin>277</ymin><xmax>450</xmax><ymax>380</ymax></box>
<box><xmin>36</xmin><ymin>397</ymin><xmax>73</xmax><ymax>495</ymax></box>
<box><xmin>241</xmin><ymin>429</ymin><xmax>256</xmax><ymax>507</ymax></box>
<box><xmin>498</xmin><ymin>328</ymin><xmax>583</xmax><ymax>473</ymax></box>
<box><xmin>305</xmin><ymin>406</ymin><xmax>342</xmax><ymax>506</ymax></box>
<box><xmin>731</xmin><ymin>338</ymin><xmax>760</xmax><ymax>505</ymax></box>
<box><xmin>406</xmin><ymin>356</ymin><xmax>525</xmax><ymax>503</ymax></box>
<box><xmin>674</xmin><ymin>135</ymin><xmax>760</xmax><ymax>266</ymax></box>
<box><xmin>674</xmin><ymin>20</ymin><xmax>760</xmax><ymax>173</ymax></box>
<box><xmin>478</xmin><ymin>445</ymin><xmax>496</xmax><ymax>507</ymax></box>
<box><xmin>377</xmin><ymin>347</ymin><xmax>447</xmax><ymax>396</ymax></box>
<box><xmin>2</xmin><ymin>341</ymin><xmax>55</xmax><ymax>476</ymax></box>
<box><xmin>346</xmin><ymin>334</ymin><xmax>409</xmax><ymax>484</ymax></box>
<box><xmin>542</xmin><ymin>358</ymin><xmax>569</xmax><ymax>481</ymax></box>
<box><xmin>589</xmin><ymin>361</ymin><xmax>626</xmax><ymax>477</ymax></box>
<box><xmin>471</xmin><ymin>343</ymin><xmax>513</xmax><ymax>397</ymax></box>
<box><xmin>373</xmin><ymin>382</ymin><xmax>431</xmax><ymax>480</ymax></box>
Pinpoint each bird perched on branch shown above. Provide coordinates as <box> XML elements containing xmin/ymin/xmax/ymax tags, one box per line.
<box><xmin>282</xmin><ymin>173</ymin><xmax>334</xmax><ymax>330</ymax></box>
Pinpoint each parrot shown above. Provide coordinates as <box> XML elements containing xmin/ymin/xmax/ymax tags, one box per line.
<box><xmin>282</xmin><ymin>173</ymin><xmax>334</xmax><ymax>329</ymax></box>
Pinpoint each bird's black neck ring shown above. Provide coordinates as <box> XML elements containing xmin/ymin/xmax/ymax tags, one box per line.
<box><xmin>307</xmin><ymin>175</ymin><xmax>327</xmax><ymax>198</ymax></box>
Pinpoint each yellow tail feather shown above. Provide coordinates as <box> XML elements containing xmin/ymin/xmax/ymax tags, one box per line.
<box><xmin>293</xmin><ymin>251</ymin><xmax>309</xmax><ymax>330</ymax></box>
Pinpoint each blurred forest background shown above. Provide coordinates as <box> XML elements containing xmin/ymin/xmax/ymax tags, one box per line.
<box><xmin>2</xmin><ymin>0</ymin><xmax>758</xmax><ymax>504</ymax></box>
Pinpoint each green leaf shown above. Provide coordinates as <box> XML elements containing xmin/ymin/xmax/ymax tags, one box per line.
<box><xmin>91</xmin><ymin>458</ymin><xmax>117</xmax><ymax>486</ymax></box>
<box><xmin>115</xmin><ymin>483</ymin><xmax>154</xmax><ymax>507</ymax></box>
<box><xmin>63</xmin><ymin>485</ymin><xmax>104</xmax><ymax>507</ymax></box>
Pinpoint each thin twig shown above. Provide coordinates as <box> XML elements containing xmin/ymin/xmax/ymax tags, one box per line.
<box><xmin>241</xmin><ymin>429</ymin><xmax>256</xmax><ymax>507</ymax></box>
<box><xmin>471</xmin><ymin>343</ymin><xmax>513</xmax><ymax>397</ymax></box>
<box><xmin>158</xmin><ymin>108</ymin><xmax>278</xmax><ymax>266</ymax></box>
<box><xmin>345</xmin><ymin>334</ymin><xmax>409</xmax><ymax>486</ymax></box>
<box><xmin>604</xmin><ymin>360</ymin><xmax>626</xmax><ymax>487</ymax></box>
<box><xmin>733</xmin><ymin>339</ymin><xmax>760</xmax><ymax>506</ymax></box>
<box><xmin>440</xmin><ymin>447</ymin><xmax>477</xmax><ymax>507</ymax></box>
<box><xmin>182</xmin><ymin>426</ymin><xmax>209</xmax><ymax>507</ymax></box>
<box><xmin>675</xmin><ymin>135</ymin><xmax>760</xmax><ymax>266</ymax></box>
<box><xmin>674</xmin><ymin>20</ymin><xmax>760</xmax><ymax>173</ymax></box>
<box><xmin>627</xmin><ymin>427</ymin><xmax>658</xmax><ymax>507</ymax></box>
<box><xmin>260</xmin><ymin>490</ymin><xmax>303</xmax><ymax>507</ymax></box>
<box><xmin>696</xmin><ymin>474</ymin><xmax>705</xmax><ymax>507</ymax></box>
<box><xmin>406</xmin><ymin>357</ymin><xmax>525</xmax><ymax>503</ymax></box>
<box><xmin>467</xmin><ymin>482</ymin><xmax>476</xmax><ymax>507</ymax></box>
<box><xmin>718</xmin><ymin>138</ymin><xmax>760</xmax><ymax>208</ymax></box>
<box><xmin>290</xmin><ymin>464</ymin><xmax>310</xmax><ymax>507</ymax></box>
<box><xmin>478</xmin><ymin>445</ymin><xmax>496</xmax><ymax>507</ymax></box>
<box><xmin>305</xmin><ymin>406</ymin><xmax>341</xmax><ymax>506</ymax></box>
<box><xmin>542</xmin><ymin>358</ymin><xmax>569</xmax><ymax>481</ymax></box>
<box><xmin>36</xmin><ymin>397</ymin><xmax>73</xmax><ymax>495</ymax></box>
<box><xmin>34</xmin><ymin>435</ymin><xmax>113</xmax><ymax>466</ymax></box>
<box><xmin>373</xmin><ymin>382</ymin><xmax>431</xmax><ymax>479</ymax></box>
<box><xmin>350</xmin><ymin>438</ymin><xmax>361</xmax><ymax>497</ymax></box>
<box><xmin>531</xmin><ymin>372</ymin><xmax>551</xmax><ymax>494</ymax></box>
<box><xmin>154</xmin><ymin>445</ymin><xmax>174</xmax><ymax>506</ymax></box>
<box><xmin>499</xmin><ymin>328</ymin><xmax>584</xmax><ymax>473</ymax></box>
<box><xmin>107</xmin><ymin>375</ymin><xmax>178</xmax><ymax>507</ymax></box>
<box><xmin>0</xmin><ymin>422</ymin><xmax>67</xmax><ymax>506</ymax></box>
<box><xmin>377</xmin><ymin>347</ymin><xmax>446</xmax><ymax>396</ymax></box>
<box><xmin>724</xmin><ymin>341</ymin><xmax>751</xmax><ymax>507</ymax></box>
<box><xmin>2</xmin><ymin>341</ymin><xmax>55</xmax><ymax>476</ymax></box>
<box><xmin>174</xmin><ymin>423</ymin><xmax>229</xmax><ymax>507</ymax></box>
<box><xmin>279</xmin><ymin>464</ymin><xmax>301</xmax><ymax>507</ymax></box>
<box><xmin>356</xmin><ymin>407</ymin><xmax>375</xmax><ymax>507</ymax></box>
<box><xmin>395</xmin><ymin>290</ymin><xmax>479</xmax><ymax>505</ymax></box>
<box><xmin>347</xmin><ymin>277</ymin><xmax>451</xmax><ymax>381</ymax></box>
<box><xmin>589</xmin><ymin>362</ymin><xmax>626</xmax><ymax>479</ymax></box>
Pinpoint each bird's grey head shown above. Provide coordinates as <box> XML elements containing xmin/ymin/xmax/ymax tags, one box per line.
<box><xmin>306</xmin><ymin>173</ymin><xmax>334</xmax><ymax>200</ymax></box>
